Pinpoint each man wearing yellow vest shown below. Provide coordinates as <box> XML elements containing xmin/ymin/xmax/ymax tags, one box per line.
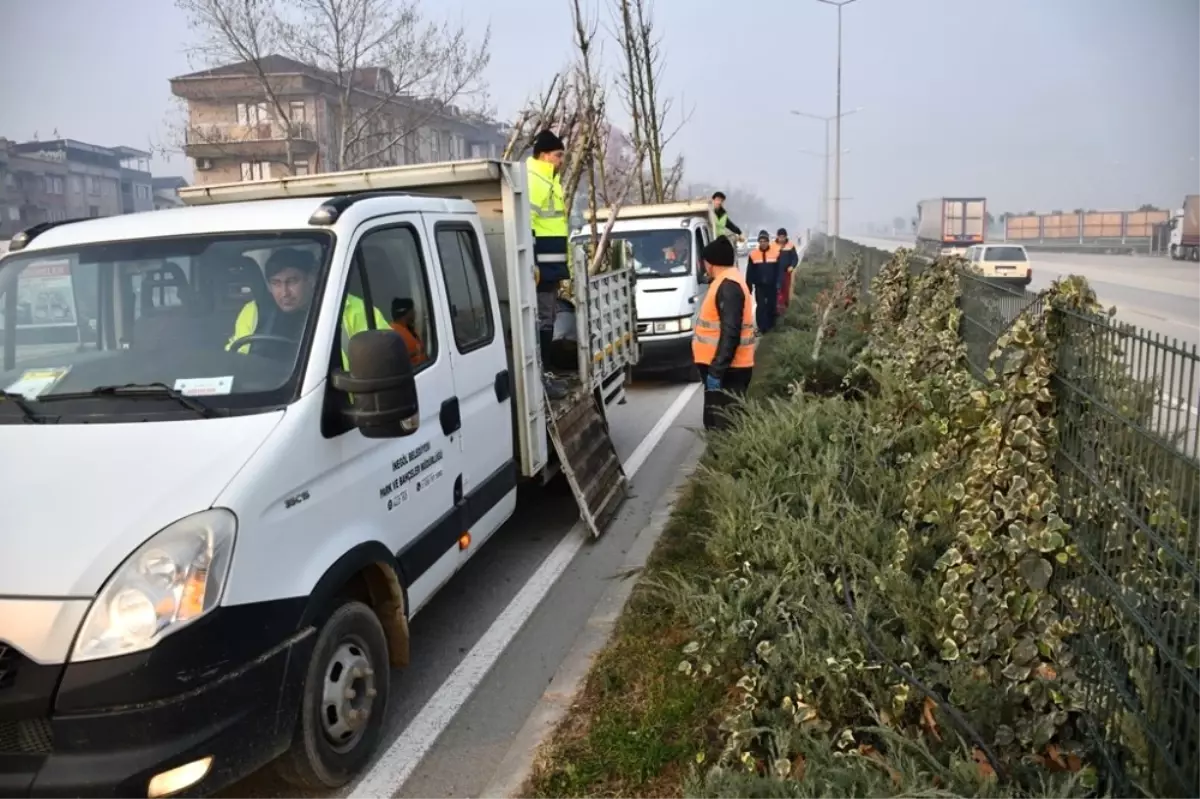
<box><xmin>226</xmin><ymin>247</ymin><xmax>386</xmax><ymax>363</ymax></box>
<box><xmin>711</xmin><ymin>191</ymin><xmax>742</xmax><ymax>241</ymax></box>
<box><xmin>526</xmin><ymin>129</ymin><xmax>569</xmax><ymax>399</ymax></box>
<box><xmin>692</xmin><ymin>236</ymin><xmax>756</xmax><ymax>431</ymax></box>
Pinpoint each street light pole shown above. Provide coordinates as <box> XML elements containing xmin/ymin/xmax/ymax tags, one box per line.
<box><xmin>790</xmin><ymin>105</ymin><xmax>860</xmax><ymax>248</ymax></box>
<box><xmin>817</xmin><ymin>0</ymin><xmax>858</xmax><ymax>246</ymax></box>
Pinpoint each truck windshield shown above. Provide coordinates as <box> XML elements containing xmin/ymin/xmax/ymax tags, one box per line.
<box><xmin>575</xmin><ymin>230</ymin><xmax>692</xmax><ymax>279</ymax></box>
<box><xmin>983</xmin><ymin>246</ymin><xmax>1028</xmax><ymax>262</ymax></box>
<box><xmin>0</xmin><ymin>231</ymin><xmax>333</xmax><ymax>419</ymax></box>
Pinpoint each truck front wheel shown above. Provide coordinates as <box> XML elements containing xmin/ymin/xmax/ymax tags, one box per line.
<box><xmin>274</xmin><ymin>599</ymin><xmax>391</xmax><ymax>789</ymax></box>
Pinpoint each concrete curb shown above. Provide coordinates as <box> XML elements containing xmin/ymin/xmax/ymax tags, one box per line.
<box><xmin>478</xmin><ymin>436</ymin><xmax>707</xmax><ymax>799</ymax></box>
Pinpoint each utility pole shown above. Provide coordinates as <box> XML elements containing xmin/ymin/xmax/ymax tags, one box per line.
<box><xmin>790</xmin><ymin>106</ymin><xmax>860</xmax><ymax>252</ymax></box>
<box><xmin>817</xmin><ymin>0</ymin><xmax>858</xmax><ymax>249</ymax></box>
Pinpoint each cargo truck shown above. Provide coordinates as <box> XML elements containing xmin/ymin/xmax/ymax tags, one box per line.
<box><xmin>1169</xmin><ymin>194</ymin><xmax>1200</xmax><ymax>262</ymax></box>
<box><xmin>0</xmin><ymin>158</ymin><xmax>635</xmax><ymax>796</ymax></box>
<box><xmin>914</xmin><ymin>197</ymin><xmax>986</xmax><ymax>258</ymax></box>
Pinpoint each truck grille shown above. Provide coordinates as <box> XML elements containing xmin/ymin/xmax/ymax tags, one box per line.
<box><xmin>0</xmin><ymin>718</ymin><xmax>54</xmax><ymax>754</ymax></box>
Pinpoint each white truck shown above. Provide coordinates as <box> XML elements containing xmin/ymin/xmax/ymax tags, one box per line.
<box><xmin>914</xmin><ymin>197</ymin><xmax>987</xmax><ymax>258</ymax></box>
<box><xmin>0</xmin><ymin>159</ymin><xmax>636</xmax><ymax>797</ymax></box>
<box><xmin>1168</xmin><ymin>194</ymin><xmax>1200</xmax><ymax>262</ymax></box>
<box><xmin>574</xmin><ymin>200</ymin><xmax>717</xmax><ymax>380</ymax></box>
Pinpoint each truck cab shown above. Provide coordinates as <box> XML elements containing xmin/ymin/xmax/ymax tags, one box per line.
<box><xmin>0</xmin><ymin>159</ymin><xmax>630</xmax><ymax>797</ymax></box>
<box><xmin>573</xmin><ymin>201</ymin><xmax>715</xmax><ymax>379</ymax></box>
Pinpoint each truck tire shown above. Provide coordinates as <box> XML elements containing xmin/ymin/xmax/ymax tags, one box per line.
<box><xmin>273</xmin><ymin>599</ymin><xmax>391</xmax><ymax>790</ymax></box>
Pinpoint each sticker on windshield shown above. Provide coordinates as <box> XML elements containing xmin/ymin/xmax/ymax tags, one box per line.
<box><xmin>6</xmin><ymin>366</ymin><xmax>72</xmax><ymax>399</ymax></box>
<box><xmin>173</xmin><ymin>376</ymin><xmax>234</xmax><ymax>396</ymax></box>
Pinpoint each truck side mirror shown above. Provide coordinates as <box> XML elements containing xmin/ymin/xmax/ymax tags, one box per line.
<box><xmin>331</xmin><ymin>329</ymin><xmax>419</xmax><ymax>439</ymax></box>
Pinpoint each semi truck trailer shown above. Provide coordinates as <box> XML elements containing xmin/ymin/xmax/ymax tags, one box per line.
<box><xmin>914</xmin><ymin>197</ymin><xmax>986</xmax><ymax>258</ymax></box>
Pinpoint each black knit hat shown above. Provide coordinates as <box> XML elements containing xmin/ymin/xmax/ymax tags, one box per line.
<box><xmin>757</xmin><ymin>229</ymin><xmax>770</xmax><ymax>241</ymax></box>
<box><xmin>532</xmin><ymin>129</ymin><xmax>565</xmax><ymax>155</ymax></box>
<box><xmin>701</xmin><ymin>236</ymin><xmax>736</xmax><ymax>267</ymax></box>
<box><xmin>777</xmin><ymin>227</ymin><xmax>788</xmax><ymax>237</ymax></box>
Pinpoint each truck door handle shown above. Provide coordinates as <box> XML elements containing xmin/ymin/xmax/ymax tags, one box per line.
<box><xmin>440</xmin><ymin>397</ymin><xmax>461</xmax><ymax>435</ymax></box>
<box><xmin>494</xmin><ymin>369</ymin><xmax>511</xmax><ymax>402</ymax></box>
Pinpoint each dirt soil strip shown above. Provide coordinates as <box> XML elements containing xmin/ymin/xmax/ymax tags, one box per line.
<box><xmin>479</xmin><ymin>434</ymin><xmax>707</xmax><ymax>799</ymax></box>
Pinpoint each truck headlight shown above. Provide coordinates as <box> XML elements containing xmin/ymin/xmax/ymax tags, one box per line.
<box><xmin>71</xmin><ymin>509</ymin><xmax>237</xmax><ymax>662</ymax></box>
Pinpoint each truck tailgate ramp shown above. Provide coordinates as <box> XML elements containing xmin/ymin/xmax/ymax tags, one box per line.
<box><xmin>548</xmin><ymin>396</ymin><xmax>627</xmax><ymax>537</ymax></box>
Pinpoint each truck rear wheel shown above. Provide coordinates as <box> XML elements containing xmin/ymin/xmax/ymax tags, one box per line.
<box><xmin>274</xmin><ymin>599</ymin><xmax>391</xmax><ymax>789</ymax></box>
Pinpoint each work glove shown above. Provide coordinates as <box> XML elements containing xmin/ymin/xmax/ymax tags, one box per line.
<box><xmin>704</xmin><ymin>373</ymin><xmax>722</xmax><ymax>391</ymax></box>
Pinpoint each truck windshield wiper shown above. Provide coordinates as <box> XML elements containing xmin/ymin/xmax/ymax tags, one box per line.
<box><xmin>39</xmin><ymin>382</ymin><xmax>224</xmax><ymax>418</ymax></box>
<box><xmin>0</xmin><ymin>390</ymin><xmax>47</xmax><ymax>423</ymax></box>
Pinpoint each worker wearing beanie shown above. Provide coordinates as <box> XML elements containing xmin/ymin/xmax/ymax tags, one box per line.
<box><xmin>527</xmin><ymin>129</ymin><xmax>569</xmax><ymax>399</ymax></box>
<box><xmin>746</xmin><ymin>229</ymin><xmax>782</xmax><ymax>333</ymax></box>
<box><xmin>775</xmin><ymin>227</ymin><xmax>799</xmax><ymax>315</ymax></box>
<box><xmin>692</xmin><ymin>236</ymin><xmax>756</xmax><ymax>431</ymax></box>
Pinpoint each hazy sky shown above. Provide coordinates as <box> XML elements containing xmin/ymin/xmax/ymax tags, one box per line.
<box><xmin>2</xmin><ymin>0</ymin><xmax>1197</xmax><ymax>231</ymax></box>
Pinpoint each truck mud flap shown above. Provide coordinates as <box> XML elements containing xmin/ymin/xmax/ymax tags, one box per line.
<box><xmin>547</xmin><ymin>396</ymin><xmax>628</xmax><ymax>538</ymax></box>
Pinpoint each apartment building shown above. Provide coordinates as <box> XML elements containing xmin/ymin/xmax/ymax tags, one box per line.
<box><xmin>170</xmin><ymin>54</ymin><xmax>506</xmax><ymax>186</ymax></box>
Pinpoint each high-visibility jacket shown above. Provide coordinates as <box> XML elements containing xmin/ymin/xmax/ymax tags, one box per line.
<box><xmin>390</xmin><ymin>321</ymin><xmax>429</xmax><ymax>366</ymax></box>
<box><xmin>692</xmin><ymin>267</ymin><xmax>755</xmax><ymax>369</ymax></box>
<box><xmin>526</xmin><ymin>156</ymin><xmax>570</xmax><ymax>285</ymax></box>
<box><xmin>746</xmin><ymin>244</ymin><xmax>781</xmax><ymax>287</ymax></box>
<box><xmin>226</xmin><ymin>295</ymin><xmax>387</xmax><ymax>367</ymax></box>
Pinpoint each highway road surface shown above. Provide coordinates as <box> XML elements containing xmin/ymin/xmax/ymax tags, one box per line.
<box><xmin>849</xmin><ymin>235</ymin><xmax>1200</xmax><ymax>456</ymax></box>
<box><xmin>219</xmin><ymin>379</ymin><xmax>705</xmax><ymax>799</ymax></box>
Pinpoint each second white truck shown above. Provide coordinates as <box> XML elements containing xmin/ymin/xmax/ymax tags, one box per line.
<box><xmin>0</xmin><ymin>158</ymin><xmax>636</xmax><ymax>796</ymax></box>
<box><xmin>574</xmin><ymin>200</ymin><xmax>717</xmax><ymax>380</ymax></box>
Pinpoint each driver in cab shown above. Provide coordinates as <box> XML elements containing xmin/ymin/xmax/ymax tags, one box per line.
<box><xmin>662</xmin><ymin>233</ymin><xmax>690</xmax><ymax>267</ymax></box>
<box><xmin>226</xmin><ymin>247</ymin><xmax>387</xmax><ymax>363</ymax></box>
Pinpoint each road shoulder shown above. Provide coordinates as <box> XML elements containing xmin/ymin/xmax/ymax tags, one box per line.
<box><xmin>479</xmin><ymin>435</ymin><xmax>706</xmax><ymax>799</ymax></box>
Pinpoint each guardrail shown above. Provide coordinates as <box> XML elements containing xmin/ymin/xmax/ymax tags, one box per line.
<box><xmin>814</xmin><ymin>232</ymin><xmax>1200</xmax><ymax>796</ymax></box>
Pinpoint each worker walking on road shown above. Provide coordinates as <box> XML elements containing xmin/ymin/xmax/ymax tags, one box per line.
<box><xmin>527</xmin><ymin>129</ymin><xmax>569</xmax><ymax>399</ymax></box>
<box><xmin>746</xmin><ymin>229</ymin><xmax>782</xmax><ymax>333</ymax></box>
<box><xmin>774</xmin><ymin>227</ymin><xmax>799</xmax><ymax>315</ymax></box>
<box><xmin>711</xmin><ymin>191</ymin><xmax>743</xmax><ymax>241</ymax></box>
<box><xmin>693</xmin><ymin>236</ymin><xmax>756</xmax><ymax>431</ymax></box>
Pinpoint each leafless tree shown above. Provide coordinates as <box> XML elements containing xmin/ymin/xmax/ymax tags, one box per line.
<box><xmin>610</xmin><ymin>0</ymin><xmax>689</xmax><ymax>204</ymax></box>
<box><xmin>175</xmin><ymin>0</ymin><xmax>491</xmax><ymax>172</ymax></box>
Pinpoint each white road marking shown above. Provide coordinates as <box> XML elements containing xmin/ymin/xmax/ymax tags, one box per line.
<box><xmin>348</xmin><ymin>382</ymin><xmax>702</xmax><ymax>798</ymax></box>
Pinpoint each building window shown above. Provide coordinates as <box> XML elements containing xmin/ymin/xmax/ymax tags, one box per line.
<box><xmin>240</xmin><ymin>161</ymin><xmax>271</xmax><ymax>181</ymax></box>
<box><xmin>292</xmin><ymin>160</ymin><xmax>310</xmax><ymax>176</ymax></box>
<box><xmin>69</xmin><ymin>175</ymin><xmax>81</xmax><ymax>193</ymax></box>
<box><xmin>289</xmin><ymin>101</ymin><xmax>307</xmax><ymax>124</ymax></box>
<box><xmin>87</xmin><ymin>176</ymin><xmax>100</xmax><ymax>196</ymax></box>
<box><xmin>236</xmin><ymin>102</ymin><xmax>269</xmax><ymax>127</ymax></box>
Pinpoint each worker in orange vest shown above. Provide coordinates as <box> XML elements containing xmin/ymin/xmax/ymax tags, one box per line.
<box><xmin>746</xmin><ymin>229</ymin><xmax>782</xmax><ymax>333</ymax></box>
<box><xmin>389</xmin><ymin>298</ymin><xmax>429</xmax><ymax>366</ymax></box>
<box><xmin>692</xmin><ymin>236</ymin><xmax>756</xmax><ymax>431</ymax></box>
<box><xmin>775</xmin><ymin>227</ymin><xmax>799</xmax><ymax>314</ymax></box>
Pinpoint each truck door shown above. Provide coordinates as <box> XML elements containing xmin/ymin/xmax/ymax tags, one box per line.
<box><xmin>693</xmin><ymin>222</ymin><xmax>711</xmax><ymax>321</ymax></box>
<box><xmin>334</xmin><ymin>219</ymin><xmax>465</xmax><ymax>611</ymax></box>
<box><xmin>424</xmin><ymin>214</ymin><xmax>516</xmax><ymax>554</ymax></box>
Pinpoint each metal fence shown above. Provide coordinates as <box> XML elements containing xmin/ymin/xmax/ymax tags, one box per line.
<box><xmin>821</xmin><ymin>233</ymin><xmax>1200</xmax><ymax>796</ymax></box>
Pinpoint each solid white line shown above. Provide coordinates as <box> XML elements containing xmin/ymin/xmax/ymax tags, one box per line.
<box><xmin>348</xmin><ymin>382</ymin><xmax>702</xmax><ymax>798</ymax></box>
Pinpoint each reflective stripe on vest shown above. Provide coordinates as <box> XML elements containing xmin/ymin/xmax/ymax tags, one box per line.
<box><xmin>692</xmin><ymin>268</ymin><xmax>756</xmax><ymax>368</ymax></box>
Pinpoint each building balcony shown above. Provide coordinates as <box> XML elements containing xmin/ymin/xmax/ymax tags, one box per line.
<box><xmin>184</xmin><ymin>122</ymin><xmax>319</xmax><ymax>159</ymax></box>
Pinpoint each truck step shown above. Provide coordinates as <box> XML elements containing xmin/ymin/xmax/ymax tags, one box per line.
<box><xmin>547</xmin><ymin>396</ymin><xmax>628</xmax><ymax>538</ymax></box>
